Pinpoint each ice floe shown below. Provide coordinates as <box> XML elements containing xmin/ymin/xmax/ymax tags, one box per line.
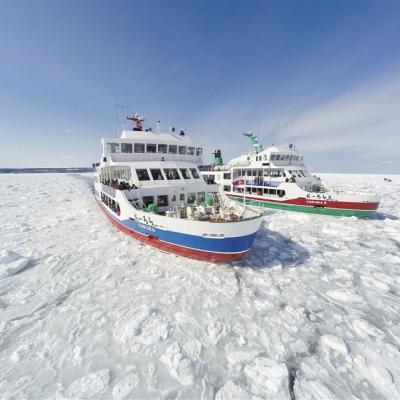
<box><xmin>0</xmin><ymin>172</ymin><xmax>399</xmax><ymax>399</ymax></box>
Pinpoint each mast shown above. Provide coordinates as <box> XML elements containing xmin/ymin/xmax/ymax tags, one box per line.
<box><xmin>243</xmin><ymin>131</ymin><xmax>263</xmax><ymax>154</ymax></box>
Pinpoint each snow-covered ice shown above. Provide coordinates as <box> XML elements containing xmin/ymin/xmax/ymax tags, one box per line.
<box><xmin>0</xmin><ymin>173</ymin><xmax>399</xmax><ymax>399</ymax></box>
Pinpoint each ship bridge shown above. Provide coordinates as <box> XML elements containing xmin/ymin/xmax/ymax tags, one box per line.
<box><xmin>101</xmin><ymin>130</ymin><xmax>203</xmax><ymax>165</ymax></box>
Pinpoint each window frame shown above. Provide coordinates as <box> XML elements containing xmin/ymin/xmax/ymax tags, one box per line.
<box><xmin>187</xmin><ymin>147</ymin><xmax>195</xmax><ymax>156</ymax></box>
<box><xmin>187</xmin><ymin>192</ymin><xmax>196</xmax><ymax>204</ymax></box>
<box><xmin>146</xmin><ymin>143</ymin><xmax>157</xmax><ymax>153</ymax></box>
<box><xmin>178</xmin><ymin>146</ymin><xmax>187</xmax><ymax>155</ymax></box>
<box><xmin>164</xmin><ymin>168</ymin><xmax>180</xmax><ymax>180</ymax></box>
<box><xmin>180</xmin><ymin>168</ymin><xmax>191</xmax><ymax>179</ymax></box>
<box><xmin>197</xmin><ymin>192</ymin><xmax>206</xmax><ymax>203</ymax></box>
<box><xmin>150</xmin><ymin>169</ymin><xmax>164</xmax><ymax>181</ymax></box>
<box><xmin>134</xmin><ymin>143</ymin><xmax>145</xmax><ymax>153</ymax></box>
<box><xmin>142</xmin><ymin>196</ymin><xmax>154</xmax><ymax>207</ymax></box>
<box><xmin>157</xmin><ymin>195</ymin><xmax>169</xmax><ymax>207</ymax></box>
<box><xmin>168</xmin><ymin>145</ymin><xmax>177</xmax><ymax>154</ymax></box>
<box><xmin>107</xmin><ymin>143</ymin><xmax>120</xmax><ymax>153</ymax></box>
<box><xmin>136</xmin><ymin>169</ymin><xmax>150</xmax><ymax>181</ymax></box>
<box><xmin>158</xmin><ymin>144</ymin><xmax>168</xmax><ymax>153</ymax></box>
<box><xmin>190</xmin><ymin>168</ymin><xmax>199</xmax><ymax>179</ymax></box>
<box><xmin>121</xmin><ymin>143</ymin><xmax>132</xmax><ymax>153</ymax></box>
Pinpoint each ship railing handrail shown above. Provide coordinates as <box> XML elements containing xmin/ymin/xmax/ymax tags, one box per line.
<box><xmin>109</xmin><ymin>152</ymin><xmax>203</xmax><ymax>163</ymax></box>
<box><xmin>304</xmin><ymin>189</ymin><xmax>378</xmax><ymax>198</ymax></box>
<box><xmin>316</xmin><ymin>185</ymin><xmax>377</xmax><ymax>197</ymax></box>
<box><xmin>331</xmin><ymin>190</ymin><xmax>377</xmax><ymax>196</ymax></box>
<box><xmin>198</xmin><ymin>165</ymin><xmax>230</xmax><ymax>172</ymax></box>
<box><xmin>121</xmin><ymin>190</ymin><xmax>142</xmax><ymax>210</ymax></box>
<box><xmin>101</xmin><ymin>184</ymin><xmax>116</xmax><ymax>198</ymax></box>
<box><xmin>214</xmin><ymin>192</ymin><xmax>263</xmax><ymax>220</ymax></box>
<box><xmin>117</xmin><ymin>186</ymin><xmax>261</xmax><ymax>221</ymax></box>
<box><xmin>242</xmin><ymin>179</ymin><xmax>281</xmax><ymax>187</ymax></box>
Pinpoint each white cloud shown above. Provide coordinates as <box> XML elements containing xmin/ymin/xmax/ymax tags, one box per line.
<box><xmin>275</xmin><ymin>74</ymin><xmax>400</xmax><ymax>157</ymax></box>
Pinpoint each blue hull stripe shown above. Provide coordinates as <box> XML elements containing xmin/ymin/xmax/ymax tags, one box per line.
<box><xmin>119</xmin><ymin>217</ymin><xmax>257</xmax><ymax>253</ymax></box>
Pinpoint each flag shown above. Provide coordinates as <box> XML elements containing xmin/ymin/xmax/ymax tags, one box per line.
<box><xmin>232</xmin><ymin>177</ymin><xmax>245</xmax><ymax>186</ymax></box>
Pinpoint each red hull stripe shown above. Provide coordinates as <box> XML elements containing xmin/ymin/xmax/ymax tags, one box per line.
<box><xmin>227</xmin><ymin>193</ymin><xmax>379</xmax><ymax>211</ymax></box>
<box><xmin>97</xmin><ymin>201</ymin><xmax>247</xmax><ymax>262</ymax></box>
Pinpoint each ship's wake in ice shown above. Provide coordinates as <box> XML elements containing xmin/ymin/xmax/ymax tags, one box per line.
<box><xmin>0</xmin><ymin>173</ymin><xmax>399</xmax><ymax>399</ymax></box>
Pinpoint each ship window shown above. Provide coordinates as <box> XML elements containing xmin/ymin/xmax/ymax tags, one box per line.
<box><xmin>263</xmin><ymin>170</ymin><xmax>270</xmax><ymax>177</ymax></box>
<box><xmin>147</xmin><ymin>143</ymin><xmax>157</xmax><ymax>153</ymax></box>
<box><xmin>134</xmin><ymin>143</ymin><xmax>145</xmax><ymax>153</ymax></box>
<box><xmin>278</xmin><ymin>190</ymin><xmax>285</xmax><ymax>197</ymax></box>
<box><xmin>142</xmin><ymin>196</ymin><xmax>154</xmax><ymax>207</ymax></box>
<box><xmin>224</xmin><ymin>185</ymin><xmax>232</xmax><ymax>192</ymax></box>
<box><xmin>197</xmin><ymin>192</ymin><xmax>205</xmax><ymax>202</ymax></box>
<box><xmin>180</xmin><ymin>193</ymin><xmax>185</xmax><ymax>201</ymax></box>
<box><xmin>136</xmin><ymin>169</ymin><xmax>150</xmax><ymax>181</ymax></box>
<box><xmin>271</xmin><ymin>154</ymin><xmax>276</xmax><ymax>160</ymax></box>
<box><xmin>270</xmin><ymin>189</ymin><xmax>277</xmax><ymax>195</ymax></box>
<box><xmin>157</xmin><ymin>195</ymin><xmax>169</xmax><ymax>207</ymax></box>
<box><xmin>114</xmin><ymin>168</ymin><xmax>131</xmax><ymax>180</ymax></box>
<box><xmin>187</xmin><ymin>192</ymin><xmax>196</xmax><ymax>204</ymax></box>
<box><xmin>180</xmin><ymin>168</ymin><xmax>191</xmax><ymax>179</ymax></box>
<box><xmin>270</xmin><ymin>170</ymin><xmax>281</xmax><ymax>177</ymax></box>
<box><xmin>168</xmin><ymin>145</ymin><xmax>177</xmax><ymax>154</ymax></box>
<box><xmin>158</xmin><ymin>144</ymin><xmax>168</xmax><ymax>153</ymax></box>
<box><xmin>121</xmin><ymin>143</ymin><xmax>132</xmax><ymax>153</ymax></box>
<box><xmin>187</xmin><ymin>147</ymin><xmax>195</xmax><ymax>156</ymax></box>
<box><xmin>107</xmin><ymin>143</ymin><xmax>120</xmax><ymax>153</ymax></box>
<box><xmin>223</xmin><ymin>173</ymin><xmax>231</xmax><ymax>179</ymax></box>
<box><xmin>196</xmin><ymin>148</ymin><xmax>203</xmax><ymax>156</ymax></box>
<box><xmin>289</xmin><ymin>155</ymin><xmax>293</xmax><ymax>161</ymax></box>
<box><xmin>190</xmin><ymin>168</ymin><xmax>200</xmax><ymax>179</ymax></box>
<box><xmin>178</xmin><ymin>146</ymin><xmax>187</xmax><ymax>155</ymax></box>
<box><xmin>150</xmin><ymin>169</ymin><xmax>164</xmax><ymax>180</ymax></box>
<box><xmin>164</xmin><ymin>168</ymin><xmax>180</xmax><ymax>180</ymax></box>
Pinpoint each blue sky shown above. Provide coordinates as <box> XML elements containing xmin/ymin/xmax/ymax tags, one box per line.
<box><xmin>0</xmin><ymin>0</ymin><xmax>399</xmax><ymax>173</ymax></box>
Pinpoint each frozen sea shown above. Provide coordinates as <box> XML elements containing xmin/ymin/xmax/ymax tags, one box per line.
<box><xmin>0</xmin><ymin>173</ymin><xmax>399</xmax><ymax>400</ymax></box>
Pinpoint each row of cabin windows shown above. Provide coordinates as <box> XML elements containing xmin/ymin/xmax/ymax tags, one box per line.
<box><xmin>136</xmin><ymin>168</ymin><xmax>200</xmax><ymax>182</ymax></box>
<box><xmin>142</xmin><ymin>191</ymin><xmax>207</xmax><ymax>208</ymax></box>
<box><xmin>234</xmin><ymin>187</ymin><xmax>286</xmax><ymax>197</ymax></box>
<box><xmin>270</xmin><ymin>154</ymin><xmax>303</xmax><ymax>162</ymax></box>
<box><xmin>289</xmin><ymin>169</ymin><xmax>310</xmax><ymax>178</ymax></box>
<box><xmin>107</xmin><ymin>142</ymin><xmax>203</xmax><ymax>156</ymax></box>
<box><xmin>233</xmin><ymin>169</ymin><xmax>284</xmax><ymax>177</ymax></box>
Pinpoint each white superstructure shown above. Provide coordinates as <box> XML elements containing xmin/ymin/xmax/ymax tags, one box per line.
<box><xmin>93</xmin><ymin>117</ymin><xmax>263</xmax><ymax>262</ymax></box>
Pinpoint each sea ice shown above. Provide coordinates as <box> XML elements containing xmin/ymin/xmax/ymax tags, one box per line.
<box><xmin>0</xmin><ymin>250</ymin><xmax>30</xmax><ymax>279</ymax></box>
<box><xmin>0</xmin><ymin>172</ymin><xmax>399</xmax><ymax>399</ymax></box>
